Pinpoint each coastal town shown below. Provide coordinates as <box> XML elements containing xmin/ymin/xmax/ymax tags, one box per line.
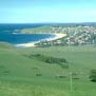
<box><xmin>21</xmin><ymin>24</ymin><xmax>96</xmax><ymax>47</ymax></box>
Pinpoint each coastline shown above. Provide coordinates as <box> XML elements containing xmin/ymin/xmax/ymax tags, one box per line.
<box><xmin>15</xmin><ymin>33</ymin><xmax>67</xmax><ymax>48</ymax></box>
<box><xmin>44</xmin><ymin>33</ymin><xmax>67</xmax><ymax>41</ymax></box>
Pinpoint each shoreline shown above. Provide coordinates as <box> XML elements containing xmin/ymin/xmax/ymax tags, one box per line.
<box><xmin>15</xmin><ymin>33</ymin><xmax>67</xmax><ymax>48</ymax></box>
<box><xmin>44</xmin><ymin>33</ymin><xmax>67</xmax><ymax>41</ymax></box>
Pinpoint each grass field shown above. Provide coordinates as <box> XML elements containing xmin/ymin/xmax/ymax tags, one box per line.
<box><xmin>0</xmin><ymin>43</ymin><xmax>96</xmax><ymax>96</ymax></box>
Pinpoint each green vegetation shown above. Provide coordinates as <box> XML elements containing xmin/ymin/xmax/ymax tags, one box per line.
<box><xmin>21</xmin><ymin>26</ymin><xmax>52</xmax><ymax>34</ymax></box>
<box><xmin>24</xmin><ymin>54</ymin><xmax>69</xmax><ymax>68</ymax></box>
<box><xmin>0</xmin><ymin>43</ymin><xmax>96</xmax><ymax>96</ymax></box>
<box><xmin>89</xmin><ymin>69</ymin><xmax>96</xmax><ymax>82</ymax></box>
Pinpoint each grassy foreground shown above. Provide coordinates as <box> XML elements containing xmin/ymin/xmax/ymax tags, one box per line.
<box><xmin>0</xmin><ymin>44</ymin><xmax>96</xmax><ymax>96</ymax></box>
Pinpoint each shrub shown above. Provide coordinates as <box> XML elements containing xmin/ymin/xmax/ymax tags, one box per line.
<box><xmin>26</xmin><ymin>54</ymin><xmax>69</xmax><ymax>68</ymax></box>
<box><xmin>89</xmin><ymin>69</ymin><xmax>96</xmax><ymax>82</ymax></box>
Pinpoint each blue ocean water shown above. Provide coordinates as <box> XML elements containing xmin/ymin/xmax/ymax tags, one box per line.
<box><xmin>0</xmin><ymin>24</ymin><xmax>55</xmax><ymax>45</ymax></box>
<box><xmin>0</xmin><ymin>32</ymin><xmax>55</xmax><ymax>44</ymax></box>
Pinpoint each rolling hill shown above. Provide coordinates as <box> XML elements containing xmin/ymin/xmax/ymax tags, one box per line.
<box><xmin>0</xmin><ymin>43</ymin><xmax>96</xmax><ymax>96</ymax></box>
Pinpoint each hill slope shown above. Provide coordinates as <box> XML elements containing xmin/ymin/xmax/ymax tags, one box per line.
<box><xmin>0</xmin><ymin>44</ymin><xmax>96</xmax><ymax>96</ymax></box>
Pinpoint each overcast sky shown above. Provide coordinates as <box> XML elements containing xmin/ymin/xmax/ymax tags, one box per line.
<box><xmin>0</xmin><ymin>0</ymin><xmax>96</xmax><ymax>23</ymax></box>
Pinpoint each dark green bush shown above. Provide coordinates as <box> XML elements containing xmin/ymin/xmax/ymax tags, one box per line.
<box><xmin>89</xmin><ymin>69</ymin><xmax>96</xmax><ymax>82</ymax></box>
<box><xmin>27</xmin><ymin>54</ymin><xmax>69</xmax><ymax>68</ymax></box>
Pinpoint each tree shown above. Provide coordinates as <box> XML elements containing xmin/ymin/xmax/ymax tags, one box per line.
<box><xmin>89</xmin><ymin>69</ymin><xmax>96</xmax><ymax>82</ymax></box>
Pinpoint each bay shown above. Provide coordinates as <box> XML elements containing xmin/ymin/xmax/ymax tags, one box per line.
<box><xmin>0</xmin><ymin>32</ymin><xmax>55</xmax><ymax>44</ymax></box>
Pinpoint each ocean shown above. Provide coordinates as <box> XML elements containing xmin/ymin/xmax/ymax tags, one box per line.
<box><xmin>0</xmin><ymin>24</ymin><xmax>55</xmax><ymax>45</ymax></box>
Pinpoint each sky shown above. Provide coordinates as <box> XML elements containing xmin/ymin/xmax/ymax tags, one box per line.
<box><xmin>0</xmin><ymin>0</ymin><xmax>96</xmax><ymax>23</ymax></box>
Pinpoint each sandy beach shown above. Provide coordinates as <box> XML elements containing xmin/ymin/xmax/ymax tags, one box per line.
<box><xmin>44</xmin><ymin>33</ymin><xmax>67</xmax><ymax>41</ymax></box>
<box><xmin>15</xmin><ymin>33</ymin><xmax>67</xmax><ymax>47</ymax></box>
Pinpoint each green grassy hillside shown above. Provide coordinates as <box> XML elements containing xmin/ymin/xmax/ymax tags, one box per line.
<box><xmin>0</xmin><ymin>44</ymin><xmax>96</xmax><ymax>96</ymax></box>
<box><xmin>21</xmin><ymin>26</ymin><xmax>52</xmax><ymax>34</ymax></box>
